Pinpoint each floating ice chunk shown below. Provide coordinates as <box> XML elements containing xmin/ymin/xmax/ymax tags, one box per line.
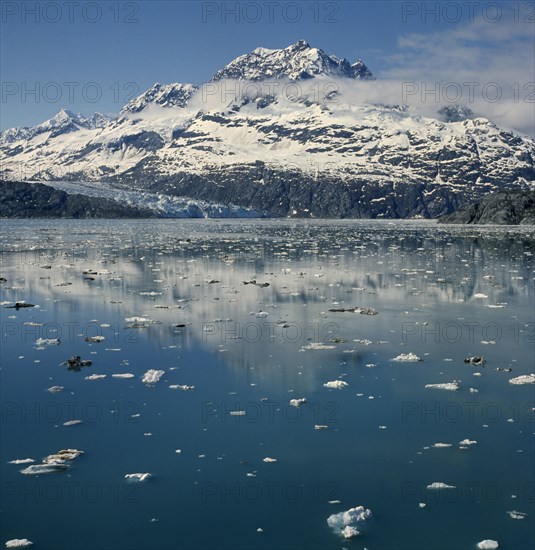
<box><xmin>20</xmin><ymin>464</ymin><xmax>68</xmax><ymax>475</ymax></box>
<box><xmin>506</xmin><ymin>510</ymin><xmax>527</xmax><ymax>520</ymax></box>
<box><xmin>464</xmin><ymin>356</ymin><xmax>485</xmax><ymax>365</ymax></box>
<box><xmin>256</xmin><ymin>528</ymin><xmax>263</xmax><ymax>533</ymax></box>
<box><xmin>125</xmin><ymin>473</ymin><xmax>151</xmax><ymax>482</ymax></box>
<box><xmin>302</xmin><ymin>343</ymin><xmax>336</xmax><ymax>350</ymax></box>
<box><xmin>459</xmin><ymin>439</ymin><xmax>477</xmax><ymax>446</ymax></box>
<box><xmin>427</xmin><ymin>482</ymin><xmax>456</xmax><ymax>490</ymax></box>
<box><xmin>392</xmin><ymin>353</ymin><xmax>422</xmax><ymax>362</ymax></box>
<box><xmin>35</xmin><ymin>338</ymin><xmax>60</xmax><ymax>347</ymax></box>
<box><xmin>5</xmin><ymin>540</ymin><xmax>33</xmax><ymax>548</ymax></box>
<box><xmin>341</xmin><ymin>526</ymin><xmax>360</xmax><ymax>539</ymax></box>
<box><xmin>125</xmin><ymin>317</ymin><xmax>151</xmax><ymax>323</ymax></box>
<box><xmin>419</xmin><ymin>503</ymin><xmax>427</xmax><ymax>508</ymax></box>
<box><xmin>324</xmin><ymin>380</ymin><xmax>348</xmax><ymax>389</ymax></box>
<box><xmin>328</xmin><ymin>500</ymin><xmax>341</xmax><ymax>504</ymax></box>
<box><xmin>474</xmin><ymin>293</ymin><xmax>488</xmax><ymax>299</ymax></box>
<box><xmin>47</xmin><ymin>386</ymin><xmax>64</xmax><ymax>393</ymax></box>
<box><xmin>263</xmin><ymin>457</ymin><xmax>277</xmax><ymax>463</ymax></box>
<box><xmin>327</xmin><ymin>506</ymin><xmax>372</xmax><ymax>534</ymax></box>
<box><xmin>314</xmin><ymin>425</ymin><xmax>329</xmax><ymax>430</ymax></box>
<box><xmin>142</xmin><ymin>369</ymin><xmax>165</xmax><ymax>385</ymax></box>
<box><xmin>469</xmin><ymin>388</ymin><xmax>479</xmax><ymax>393</ymax></box>
<box><xmin>8</xmin><ymin>459</ymin><xmax>35</xmax><ymax>464</ymax></box>
<box><xmin>85</xmin><ymin>374</ymin><xmax>107</xmax><ymax>381</ymax></box>
<box><xmin>509</xmin><ymin>374</ymin><xmax>535</xmax><ymax>385</ymax></box>
<box><xmin>175</xmin><ymin>450</ymin><xmax>182</xmax><ymax>454</ymax></box>
<box><xmin>169</xmin><ymin>384</ymin><xmax>195</xmax><ymax>391</ymax></box>
<box><xmin>229</xmin><ymin>410</ymin><xmax>246</xmax><ymax>416</ymax></box>
<box><xmin>289</xmin><ymin>398</ymin><xmax>307</xmax><ymax>407</ymax></box>
<box><xmin>44</xmin><ymin>449</ymin><xmax>84</xmax><ymax>463</ymax></box>
<box><xmin>112</xmin><ymin>373</ymin><xmax>135</xmax><ymax>379</ymax></box>
<box><xmin>425</xmin><ymin>382</ymin><xmax>459</xmax><ymax>391</ymax></box>
<box><xmin>63</xmin><ymin>420</ymin><xmax>82</xmax><ymax>426</ymax></box>
<box><xmin>85</xmin><ymin>336</ymin><xmax>105</xmax><ymax>343</ymax></box>
<box><xmin>432</xmin><ymin>443</ymin><xmax>452</xmax><ymax>448</ymax></box>
<box><xmin>477</xmin><ymin>540</ymin><xmax>498</xmax><ymax>549</ymax></box>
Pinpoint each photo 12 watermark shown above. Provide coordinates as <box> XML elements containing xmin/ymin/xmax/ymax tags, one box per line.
<box><xmin>401</xmin><ymin>2</ymin><xmax>535</xmax><ymax>24</ymax></box>
<box><xmin>201</xmin><ymin>2</ymin><xmax>340</xmax><ymax>24</ymax></box>
<box><xmin>1</xmin><ymin>1</ymin><xmax>140</xmax><ymax>24</ymax></box>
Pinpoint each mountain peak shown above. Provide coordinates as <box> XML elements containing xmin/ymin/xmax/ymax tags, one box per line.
<box><xmin>121</xmin><ymin>82</ymin><xmax>197</xmax><ymax>113</ymax></box>
<box><xmin>212</xmin><ymin>42</ymin><xmax>374</xmax><ymax>82</ymax></box>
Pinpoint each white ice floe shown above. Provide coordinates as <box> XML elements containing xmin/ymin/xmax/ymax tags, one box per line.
<box><xmin>432</xmin><ymin>443</ymin><xmax>452</xmax><ymax>448</ymax></box>
<box><xmin>262</xmin><ymin>457</ymin><xmax>277</xmax><ymax>463</ymax></box>
<box><xmin>85</xmin><ymin>335</ymin><xmax>105</xmax><ymax>343</ymax></box>
<box><xmin>125</xmin><ymin>473</ymin><xmax>151</xmax><ymax>482</ymax></box>
<box><xmin>20</xmin><ymin>464</ymin><xmax>69</xmax><ymax>475</ymax></box>
<box><xmin>302</xmin><ymin>342</ymin><xmax>336</xmax><ymax>350</ymax></box>
<box><xmin>419</xmin><ymin>503</ymin><xmax>427</xmax><ymax>508</ymax></box>
<box><xmin>392</xmin><ymin>353</ymin><xmax>422</xmax><ymax>362</ymax></box>
<box><xmin>474</xmin><ymin>293</ymin><xmax>488</xmax><ymax>299</ymax></box>
<box><xmin>459</xmin><ymin>439</ymin><xmax>477</xmax><ymax>446</ymax></box>
<box><xmin>85</xmin><ymin>374</ymin><xmax>107</xmax><ymax>380</ymax></box>
<box><xmin>509</xmin><ymin>374</ymin><xmax>535</xmax><ymax>385</ymax></box>
<box><xmin>506</xmin><ymin>510</ymin><xmax>527</xmax><ymax>520</ymax></box>
<box><xmin>8</xmin><ymin>459</ymin><xmax>35</xmax><ymax>464</ymax></box>
<box><xmin>341</xmin><ymin>526</ymin><xmax>360</xmax><ymax>539</ymax></box>
<box><xmin>427</xmin><ymin>482</ymin><xmax>456</xmax><ymax>489</ymax></box>
<box><xmin>142</xmin><ymin>369</ymin><xmax>165</xmax><ymax>385</ymax></box>
<box><xmin>477</xmin><ymin>540</ymin><xmax>498</xmax><ymax>549</ymax></box>
<box><xmin>44</xmin><ymin>449</ymin><xmax>84</xmax><ymax>463</ymax></box>
<box><xmin>314</xmin><ymin>425</ymin><xmax>329</xmax><ymax>430</ymax></box>
<box><xmin>47</xmin><ymin>386</ymin><xmax>64</xmax><ymax>393</ymax></box>
<box><xmin>63</xmin><ymin>420</ymin><xmax>82</xmax><ymax>426</ymax></box>
<box><xmin>112</xmin><ymin>373</ymin><xmax>135</xmax><ymax>378</ymax></box>
<box><xmin>125</xmin><ymin>317</ymin><xmax>151</xmax><ymax>323</ymax></box>
<box><xmin>323</xmin><ymin>380</ymin><xmax>348</xmax><ymax>389</ymax></box>
<box><xmin>5</xmin><ymin>540</ymin><xmax>33</xmax><ymax>548</ymax></box>
<box><xmin>229</xmin><ymin>410</ymin><xmax>246</xmax><ymax>416</ymax></box>
<box><xmin>35</xmin><ymin>338</ymin><xmax>60</xmax><ymax>347</ymax></box>
<box><xmin>169</xmin><ymin>384</ymin><xmax>195</xmax><ymax>391</ymax></box>
<box><xmin>425</xmin><ymin>382</ymin><xmax>460</xmax><ymax>391</ymax></box>
<box><xmin>289</xmin><ymin>398</ymin><xmax>307</xmax><ymax>407</ymax></box>
<box><xmin>327</xmin><ymin>506</ymin><xmax>372</xmax><ymax>537</ymax></box>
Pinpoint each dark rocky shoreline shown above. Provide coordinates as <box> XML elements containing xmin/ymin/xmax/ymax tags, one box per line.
<box><xmin>0</xmin><ymin>181</ymin><xmax>154</xmax><ymax>218</ymax></box>
<box><xmin>438</xmin><ymin>190</ymin><xmax>535</xmax><ymax>225</ymax></box>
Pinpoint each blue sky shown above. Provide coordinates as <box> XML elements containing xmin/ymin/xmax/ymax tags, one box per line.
<box><xmin>1</xmin><ymin>1</ymin><xmax>533</xmax><ymax>133</ymax></box>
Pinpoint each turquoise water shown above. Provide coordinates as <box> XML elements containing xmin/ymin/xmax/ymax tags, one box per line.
<box><xmin>1</xmin><ymin>219</ymin><xmax>534</xmax><ymax>550</ymax></box>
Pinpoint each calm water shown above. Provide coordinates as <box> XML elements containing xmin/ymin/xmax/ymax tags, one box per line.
<box><xmin>1</xmin><ymin>219</ymin><xmax>534</xmax><ymax>550</ymax></box>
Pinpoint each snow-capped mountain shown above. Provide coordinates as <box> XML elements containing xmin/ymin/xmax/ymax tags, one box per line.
<box><xmin>0</xmin><ymin>109</ymin><xmax>112</xmax><ymax>145</ymax></box>
<box><xmin>211</xmin><ymin>39</ymin><xmax>374</xmax><ymax>81</ymax></box>
<box><xmin>1</xmin><ymin>41</ymin><xmax>534</xmax><ymax>218</ymax></box>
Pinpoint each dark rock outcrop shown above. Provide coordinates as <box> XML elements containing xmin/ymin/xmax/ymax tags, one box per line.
<box><xmin>0</xmin><ymin>181</ymin><xmax>154</xmax><ymax>218</ymax></box>
<box><xmin>439</xmin><ymin>190</ymin><xmax>535</xmax><ymax>225</ymax></box>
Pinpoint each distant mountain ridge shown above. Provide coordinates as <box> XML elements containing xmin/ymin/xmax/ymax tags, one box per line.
<box><xmin>1</xmin><ymin>41</ymin><xmax>534</xmax><ymax>218</ymax></box>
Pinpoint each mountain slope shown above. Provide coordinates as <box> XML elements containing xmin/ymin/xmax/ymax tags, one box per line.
<box><xmin>1</xmin><ymin>41</ymin><xmax>534</xmax><ymax>218</ymax></box>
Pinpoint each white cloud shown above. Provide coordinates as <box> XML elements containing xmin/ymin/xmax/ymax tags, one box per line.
<box><xmin>377</xmin><ymin>15</ymin><xmax>535</xmax><ymax>135</ymax></box>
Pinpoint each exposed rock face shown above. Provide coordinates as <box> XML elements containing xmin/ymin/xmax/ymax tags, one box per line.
<box><xmin>439</xmin><ymin>190</ymin><xmax>535</xmax><ymax>225</ymax></box>
<box><xmin>0</xmin><ymin>181</ymin><xmax>154</xmax><ymax>218</ymax></box>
